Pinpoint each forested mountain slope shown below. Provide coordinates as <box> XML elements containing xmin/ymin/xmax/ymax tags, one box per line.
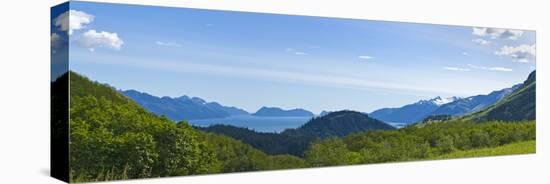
<box><xmin>465</xmin><ymin>71</ymin><xmax>535</xmax><ymax>121</ymax></box>
<box><xmin>67</xmin><ymin>71</ymin><xmax>305</xmax><ymax>182</ymax></box>
<box><xmin>199</xmin><ymin>111</ymin><xmax>394</xmax><ymax>156</ymax></box>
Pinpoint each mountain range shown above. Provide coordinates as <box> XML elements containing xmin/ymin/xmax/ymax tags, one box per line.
<box><xmin>122</xmin><ymin>90</ymin><xmax>316</xmax><ymax>121</ymax></box>
<box><xmin>368</xmin><ymin>96</ymin><xmax>460</xmax><ymax>124</ymax></box>
<box><xmin>123</xmin><ymin>71</ymin><xmax>533</xmax><ymax>125</ymax></box>
<box><xmin>369</xmin><ymin>83</ymin><xmax>521</xmax><ymax>124</ymax></box>
<box><xmin>122</xmin><ymin>90</ymin><xmax>248</xmax><ymax>121</ymax></box>
<box><xmin>429</xmin><ymin>84</ymin><xmax>521</xmax><ymax>116</ymax></box>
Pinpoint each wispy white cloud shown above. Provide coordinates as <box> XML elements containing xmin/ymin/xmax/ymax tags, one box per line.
<box><xmin>487</xmin><ymin>67</ymin><xmax>513</xmax><ymax>72</ymax></box>
<box><xmin>155</xmin><ymin>41</ymin><xmax>182</xmax><ymax>48</ymax></box>
<box><xmin>472</xmin><ymin>27</ymin><xmax>523</xmax><ymax>40</ymax></box>
<box><xmin>443</xmin><ymin>67</ymin><xmax>470</xmax><ymax>72</ymax></box>
<box><xmin>467</xmin><ymin>64</ymin><xmax>513</xmax><ymax>72</ymax></box>
<box><xmin>358</xmin><ymin>55</ymin><xmax>374</xmax><ymax>60</ymax></box>
<box><xmin>76</xmin><ymin>30</ymin><xmax>124</xmax><ymax>51</ymax></box>
<box><xmin>284</xmin><ymin>48</ymin><xmax>309</xmax><ymax>55</ymax></box>
<box><xmin>495</xmin><ymin>44</ymin><xmax>536</xmax><ymax>63</ymax></box>
<box><xmin>462</xmin><ymin>52</ymin><xmax>469</xmax><ymax>56</ymax></box>
<box><xmin>78</xmin><ymin>54</ymin><xmax>477</xmax><ymax>95</ymax></box>
<box><xmin>54</xmin><ymin>10</ymin><xmax>94</xmax><ymax>35</ymax></box>
<box><xmin>472</xmin><ymin>38</ymin><xmax>490</xmax><ymax>45</ymax></box>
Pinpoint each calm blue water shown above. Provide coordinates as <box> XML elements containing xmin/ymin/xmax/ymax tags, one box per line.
<box><xmin>189</xmin><ymin>115</ymin><xmax>405</xmax><ymax>133</ymax></box>
<box><xmin>189</xmin><ymin>115</ymin><xmax>313</xmax><ymax>133</ymax></box>
<box><xmin>388</xmin><ymin>122</ymin><xmax>408</xmax><ymax>129</ymax></box>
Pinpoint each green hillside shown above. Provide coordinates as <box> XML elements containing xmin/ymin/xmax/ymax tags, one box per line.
<box><xmin>69</xmin><ymin>72</ymin><xmax>217</xmax><ymax>181</ymax></box>
<box><xmin>430</xmin><ymin>140</ymin><xmax>535</xmax><ymax>159</ymax></box>
<box><xmin>67</xmin><ymin>72</ymin><xmax>305</xmax><ymax>182</ymax></box>
<box><xmin>305</xmin><ymin>120</ymin><xmax>535</xmax><ymax>166</ymax></box>
<box><xmin>291</xmin><ymin>110</ymin><xmax>395</xmax><ymax>138</ymax></box>
<box><xmin>198</xmin><ymin>125</ymin><xmax>311</xmax><ymax>156</ymax></box>
<box><xmin>465</xmin><ymin>71</ymin><xmax>535</xmax><ymax>121</ymax></box>
<box><xmin>199</xmin><ymin>111</ymin><xmax>395</xmax><ymax>157</ymax></box>
<box><xmin>197</xmin><ymin>132</ymin><xmax>306</xmax><ymax>172</ymax></box>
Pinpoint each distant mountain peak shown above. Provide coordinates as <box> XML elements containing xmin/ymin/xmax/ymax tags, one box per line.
<box><xmin>319</xmin><ymin>110</ymin><xmax>331</xmax><ymax>117</ymax></box>
<box><xmin>258</xmin><ymin>106</ymin><xmax>276</xmax><ymax>110</ymax></box>
<box><xmin>190</xmin><ymin>97</ymin><xmax>206</xmax><ymax>104</ymax></box>
<box><xmin>428</xmin><ymin>84</ymin><xmax>522</xmax><ymax>117</ymax></box>
<box><xmin>175</xmin><ymin>95</ymin><xmax>190</xmax><ymax>101</ymax></box>
<box><xmin>123</xmin><ymin>89</ymin><xmax>141</xmax><ymax>94</ymax></box>
<box><xmin>293</xmin><ymin>110</ymin><xmax>395</xmax><ymax>138</ymax></box>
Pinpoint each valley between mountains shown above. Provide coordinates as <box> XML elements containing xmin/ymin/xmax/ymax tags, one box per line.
<box><xmin>59</xmin><ymin>70</ymin><xmax>536</xmax><ymax>182</ymax></box>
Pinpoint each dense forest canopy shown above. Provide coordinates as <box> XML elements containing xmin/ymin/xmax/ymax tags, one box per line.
<box><xmin>69</xmin><ymin>72</ymin><xmax>217</xmax><ymax>180</ymax></box>
<box><xmin>67</xmin><ymin>72</ymin><xmax>305</xmax><ymax>182</ymax></box>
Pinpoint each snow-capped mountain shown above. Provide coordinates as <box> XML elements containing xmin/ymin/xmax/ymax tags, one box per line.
<box><xmin>416</xmin><ymin>96</ymin><xmax>461</xmax><ymax>106</ymax></box>
<box><xmin>369</xmin><ymin>84</ymin><xmax>520</xmax><ymax>124</ymax></box>
<box><xmin>429</xmin><ymin>84</ymin><xmax>521</xmax><ymax>116</ymax></box>
<box><xmin>369</xmin><ymin>96</ymin><xmax>460</xmax><ymax>124</ymax></box>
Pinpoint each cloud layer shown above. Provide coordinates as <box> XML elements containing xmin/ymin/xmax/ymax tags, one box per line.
<box><xmin>80</xmin><ymin>55</ymin><xmax>480</xmax><ymax>96</ymax></box>
<box><xmin>53</xmin><ymin>10</ymin><xmax>124</xmax><ymax>51</ymax></box>
<box><xmin>54</xmin><ymin>10</ymin><xmax>94</xmax><ymax>35</ymax></box>
<box><xmin>487</xmin><ymin>67</ymin><xmax>513</xmax><ymax>72</ymax></box>
<box><xmin>472</xmin><ymin>38</ymin><xmax>490</xmax><ymax>45</ymax></box>
<box><xmin>443</xmin><ymin>67</ymin><xmax>470</xmax><ymax>72</ymax></box>
<box><xmin>358</xmin><ymin>55</ymin><xmax>374</xmax><ymax>60</ymax></box>
<box><xmin>155</xmin><ymin>41</ymin><xmax>182</xmax><ymax>48</ymax></box>
<box><xmin>467</xmin><ymin>64</ymin><xmax>513</xmax><ymax>72</ymax></box>
<box><xmin>495</xmin><ymin>44</ymin><xmax>536</xmax><ymax>63</ymax></box>
<box><xmin>76</xmin><ymin>30</ymin><xmax>124</xmax><ymax>51</ymax></box>
<box><xmin>472</xmin><ymin>27</ymin><xmax>523</xmax><ymax>40</ymax></box>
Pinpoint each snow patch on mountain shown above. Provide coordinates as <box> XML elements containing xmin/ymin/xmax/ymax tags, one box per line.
<box><xmin>417</xmin><ymin>96</ymin><xmax>460</xmax><ymax>106</ymax></box>
<box><xmin>431</xmin><ymin>96</ymin><xmax>461</xmax><ymax>106</ymax></box>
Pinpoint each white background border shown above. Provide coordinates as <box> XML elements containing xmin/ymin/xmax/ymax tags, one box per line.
<box><xmin>0</xmin><ymin>0</ymin><xmax>547</xmax><ymax>183</ymax></box>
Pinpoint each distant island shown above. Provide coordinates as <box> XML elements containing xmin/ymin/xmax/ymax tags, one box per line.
<box><xmin>252</xmin><ymin>106</ymin><xmax>314</xmax><ymax>117</ymax></box>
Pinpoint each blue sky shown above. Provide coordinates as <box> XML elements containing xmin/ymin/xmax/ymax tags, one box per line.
<box><xmin>53</xmin><ymin>1</ymin><xmax>536</xmax><ymax>113</ymax></box>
